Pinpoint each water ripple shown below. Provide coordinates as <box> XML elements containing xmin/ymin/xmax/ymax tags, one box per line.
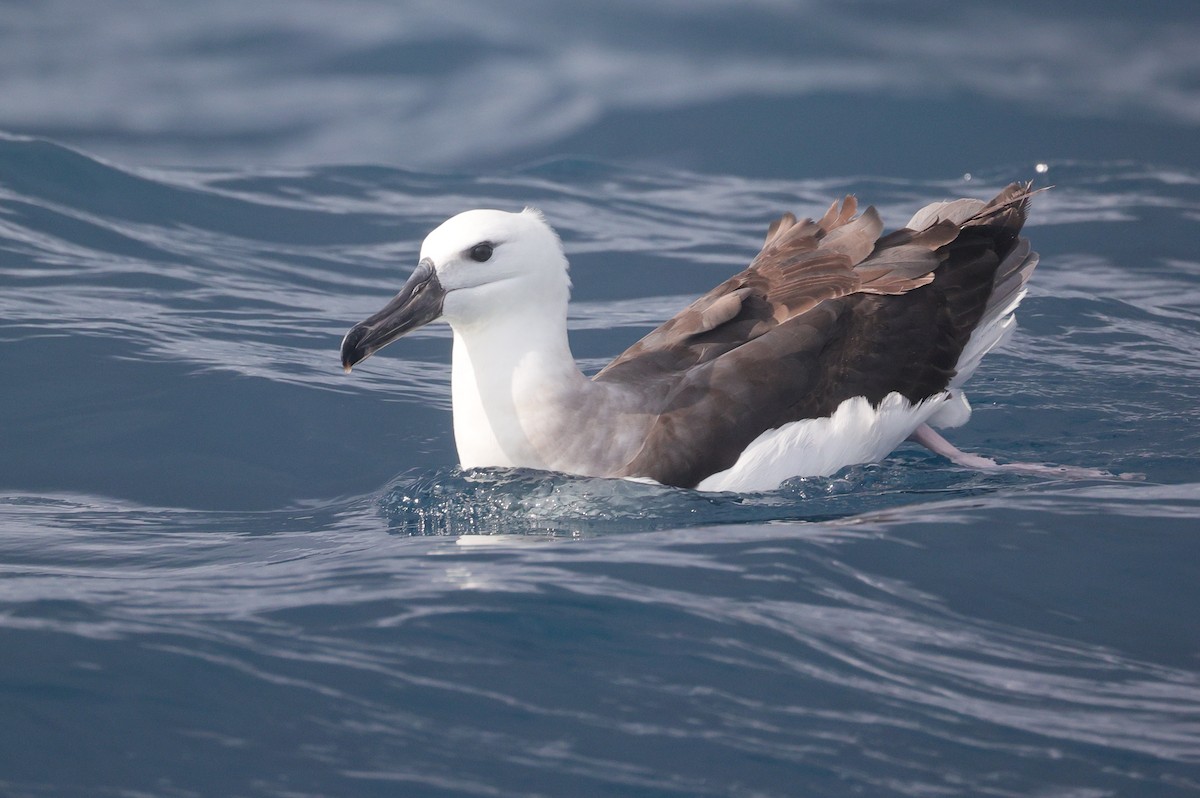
<box><xmin>3</xmin><ymin>137</ymin><xmax>1200</xmax><ymax>796</ymax></box>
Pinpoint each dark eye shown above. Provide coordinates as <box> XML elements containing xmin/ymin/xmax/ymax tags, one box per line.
<box><xmin>469</xmin><ymin>242</ymin><xmax>494</xmax><ymax>262</ymax></box>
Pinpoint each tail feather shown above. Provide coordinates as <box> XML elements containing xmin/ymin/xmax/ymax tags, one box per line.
<box><xmin>907</xmin><ymin>182</ymin><xmax>1041</xmax><ymax>402</ymax></box>
<box><xmin>948</xmin><ymin>184</ymin><xmax>1040</xmax><ymax>391</ymax></box>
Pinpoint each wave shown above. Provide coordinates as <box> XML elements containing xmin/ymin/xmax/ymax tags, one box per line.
<box><xmin>2</xmin><ymin>3</ymin><xmax>1198</xmax><ymax>169</ymax></box>
<box><xmin>3</xmin><ymin>481</ymin><xmax>1199</xmax><ymax>797</ymax></box>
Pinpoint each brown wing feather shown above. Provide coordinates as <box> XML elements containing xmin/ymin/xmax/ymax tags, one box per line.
<box><xmin>595</xmin><ymin>196</ymin><xmax>938</xmax><ymax>385</ymax></box>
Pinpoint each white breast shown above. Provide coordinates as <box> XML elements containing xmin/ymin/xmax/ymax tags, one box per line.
<box><xmin>450</xmin><ymin>332</ymin><xmax>528</xmax><ymax>469</ymax></box>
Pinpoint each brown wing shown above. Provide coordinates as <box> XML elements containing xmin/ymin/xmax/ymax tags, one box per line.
<box><xmin>595</xmin><ymin>195</ymin><xmax>958</xmax><ymax>386</ymax></box>
<box><xmin>594</xmin><ymin>183</ymin><xmax>1035</xmax><ymax>488</ymax></box>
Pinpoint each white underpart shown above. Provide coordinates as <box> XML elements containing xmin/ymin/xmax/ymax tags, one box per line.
<box><xmin>926</xmin><ymin>388</ymin><xmax>972</xmax><ymax>429</ymax></box>
<box><xmin>697</xmin><ymin>392</ymin><xmax>952</xmax><ymax>493</ymax></box>
<box><xmin>450</xmin><ymin>328</ymin><xmax>525</xmax><ymax>468</ymax></box>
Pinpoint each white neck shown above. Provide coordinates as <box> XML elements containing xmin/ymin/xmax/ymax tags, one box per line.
<box><xmin>448</xmin><ymin>292</ymin><xmax>589</xmax><ymax>471</ymax></box>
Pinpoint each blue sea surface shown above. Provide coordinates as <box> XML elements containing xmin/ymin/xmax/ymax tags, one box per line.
<box><xmin>2</xmin><ymin>2</ymin><xmax>1200</xmax><ymax>796</ymax></box>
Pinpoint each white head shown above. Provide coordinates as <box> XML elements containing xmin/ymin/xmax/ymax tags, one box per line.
<box><xmin>422</xmin><ymin>208</ymin><xmax>570</xmax><ymax>330</ymax></box>
<box><xmin>340</xmin><ymin>207</ymin><xmax>571</xmax><ymax>369</ymax></box>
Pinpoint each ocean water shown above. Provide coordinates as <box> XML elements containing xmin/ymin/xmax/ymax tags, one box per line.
<box><xmin>3</xmin><ymin>2</ymin><xmax>1200</xmax><ymax>797</ymax></box>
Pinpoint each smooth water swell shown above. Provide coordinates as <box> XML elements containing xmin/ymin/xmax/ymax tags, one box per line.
<box><xmin>4</xmin><ymin>1</ymin><xmax>1199</xmax><ymax>174</ymax></box>
<box><xmin>3</xmin><ymin>136</ymin><xmax>1200</xmax><ymax>795</ymax></box>
<box><xmin>2</xmin><ymin>484</ymin><xmax>1199</xmax><ymax>796</ymax></box>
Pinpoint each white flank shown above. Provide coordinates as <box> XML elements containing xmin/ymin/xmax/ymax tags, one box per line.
<box><xmin>696</xmin><ymin>392</ymin><xmax>951</xmax><ymax>493</ymax></box>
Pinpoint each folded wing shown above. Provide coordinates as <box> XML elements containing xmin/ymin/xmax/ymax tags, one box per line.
<box><xmin>595</xmin><ymin>183</ymin><xmax>1037</xmax><ymax>488</ymax></box>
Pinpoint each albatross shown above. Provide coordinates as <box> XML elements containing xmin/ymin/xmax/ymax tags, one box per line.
<box><xmin>341</xmin><ymin>183</ymin><xmax>1070</xmax><ymax>492</ymax></box>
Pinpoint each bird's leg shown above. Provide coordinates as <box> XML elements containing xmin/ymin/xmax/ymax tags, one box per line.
<box><xmin>906</xmin><ymin>424</ymin><xmax>1120</xmax><ymax>479</ymax></box>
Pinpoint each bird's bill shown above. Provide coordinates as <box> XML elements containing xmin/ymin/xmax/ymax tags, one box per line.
<box><xmin>340</xmin><ymin>258</ymin><xmax>445</xmax><ymax>371</ymax></box>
